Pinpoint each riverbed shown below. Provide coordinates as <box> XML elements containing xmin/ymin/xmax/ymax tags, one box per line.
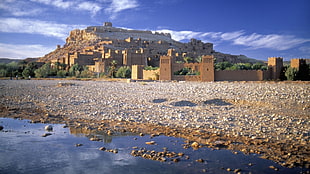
<box><xmin>0</xmin><ymin>117</ymin><xmax>305</xmax><ymax>174</ymax></box>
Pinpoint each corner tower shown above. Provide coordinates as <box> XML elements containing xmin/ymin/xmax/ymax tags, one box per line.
<box><xmin>268</xmin><ymin>57</ymin><xmax>283</xmax><ymax>80</ymax></box>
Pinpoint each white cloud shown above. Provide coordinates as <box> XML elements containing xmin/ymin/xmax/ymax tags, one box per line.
<box><xmin>1</xmin><ymin>0</ymin><xmax>139</xmax><ymax>19</ymax></box>
<box><xmin>155</xmin><ymin>29</ymin><xmax>202</xmax><ymax>41</ymax></box>
<box><xmin>0</xmin><ymin>0</ymin><xmax>42</xmax><ymax>16</ymax></box>
<box><xmin>30</xmin><ymin>0</ymin><xmax>74</xmax><ymax>9</ymax></box>
<box><xmin>220</xmin><ymin>31</ymin><xmax>244</xmax><ymax>40</ymax></box>
<box><xmin>156</xmin><ymin>28</ymin><xmax>310</xmax><ymax>51</ymax></box>
<box><xmin>0</xmin><ymin>43</ymin><xmax>55</xmax><ymax>59</ymax></box>
<box><xmin>105</xmin><ymin>0</ymin><xmax>139</xmax><ymax>19</ymax></box>
<box><xmin>0</xmin><ymin>18</ymin><xmax>87</xmax><ymax>40</ymax></box>
<box><xmin>77</xmin><ymin>2</ymin><xmax>102</xmax><ymax>16</ymax></box>
<box><xmin>232</xmin><ymin>33</ymin><xmax>310</xmax><ymax>50</ymax></box>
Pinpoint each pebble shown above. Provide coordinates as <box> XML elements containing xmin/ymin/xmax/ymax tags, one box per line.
<box><xmin>145</xmin><ymin>141</ymin><xmax>156</xmax><ymax>145</ymax></box>
<box><xmin>42</xmin><ymin>133</ymin><xmax>52</xmax><ymax>137</ymax></box>
<box><xmin>99</xmin><ymin>147</ymin><xmax>106</xmax><ymax>151</ymax></box>
<box><xmin>44</xmin><ymin>125</ymin><xmax>53</xmax><ymax>131</ymax></box>
<box><xmin>196</xmin><ymin>158</ymin><xmax>204</xmax><ymax>163</ymax></box>
<box><xmin>191</xmin><ymin>142</ymin><xmax>199</xmax><ymax>148</ymax></box>
<box><xmin>269</xmin><ymin>166</ymin><xmax>279</xmax><ymax>171</ymax></box>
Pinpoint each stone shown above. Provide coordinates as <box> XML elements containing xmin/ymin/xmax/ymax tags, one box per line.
<box><xmin>0</xmin><ymin>125</ymin><xmax>3</xmax><ymax>131</ymax></box>
<box><xmin>42</xmin><ymin>133</ymin><xmax>52</xmax><ymax>137</ymax></box>
<box><xmin>44</xmin><ymin>125</ymin><xmax>53</xmax><ymax>131</ymax></box>
<box><xmin>191</xmin><ymin>142</ymin><xmax>199</xmax><ymax>148</ymax></box>
<box><xmin>234</xmin><ymin>168</ymin><xmax>241</xmax><ymax>173</ymax></box>
<box><xmin>145</xmin><ymin>141</ymin><xmax>156</xmax><ymax>145</ymax></box>
<box><xmin>196</xmin><ymin>159</ymin><xmax>204</xmax><ymax>163</ymax></box>
<box><xmin>99</xmin><ymin>147</ymin><xmax>106</xmax><ymax>151</ymax></box>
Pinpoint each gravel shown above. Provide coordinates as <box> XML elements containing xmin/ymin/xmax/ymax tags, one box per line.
<box><xmin>1</xmin><ymin>79</ymin><xmax>309</xmax><ymax>167</ymax></box>
<box><xmin>0</xmin><ymin>80</ymin><xmax>309</xmax><ymax>140</ymax></box>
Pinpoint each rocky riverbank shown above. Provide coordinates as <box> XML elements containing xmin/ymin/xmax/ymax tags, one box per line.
<box><xmin>0</xmin><ymin>79</ymin><xmax>309</xmax><ymax>169</ymax></box>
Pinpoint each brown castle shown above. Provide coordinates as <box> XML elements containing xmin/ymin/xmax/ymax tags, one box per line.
<box><xmin>42</xmin><ymin>22</ymin><xmax>257</xmax><ymax>71</ymax></box>
<box><xmin>41</xmin><ymin>22</ymin><xmax>307</xmax><ymax>81</ymax></box>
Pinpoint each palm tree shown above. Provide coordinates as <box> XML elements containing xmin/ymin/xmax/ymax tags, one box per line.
<box><xmin>184</xmin><ymin>57</ymin><xmax>193</xmax><ymax>63</ymax></box>
<box><xmin>108</xmin><ymin>60</ymin><xmax>117</xmax><ymax>78</ymax></box>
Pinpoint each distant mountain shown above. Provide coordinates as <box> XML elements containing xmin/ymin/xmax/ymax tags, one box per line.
<box><xmin>0</xmin><ymin>58</ymin><xmax>39</xmax><ymax>64</ymax></box>
<box><xmin>237</xmin><ymin>55</ymin><xmax>265</xmax><ymax>64</ymax></box>
<box><xmin>0</xmin><ymin>58</ymin><xmax>21</xmax><ymax>64</ymax></box>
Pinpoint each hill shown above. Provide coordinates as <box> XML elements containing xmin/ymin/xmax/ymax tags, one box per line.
<box><xmin>0</xmin><ymin>58</ymin><xmax>21</xmax><ymax>64</ymax></box>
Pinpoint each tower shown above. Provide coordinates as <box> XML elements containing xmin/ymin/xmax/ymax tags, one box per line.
<box><xmin>104</xmin><ymin>22</ymin><xmax>112</xmax><ymax>27</ymax></box>
<box><xmin>200</xmin><ymin>55</ymin><xmax>214</xmax><ymax>82</ymax></box>
<box><xmin>268</xmin><ymin>57</ymin><xmax>283</xmax><ymax>80</ymax></box>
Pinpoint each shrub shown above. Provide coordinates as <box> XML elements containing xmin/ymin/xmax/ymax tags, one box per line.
<box><xmin>116</xmin><ymin>66</ymin><xmax>131</xmax><ymax>78</ymax></box>
<box><xmin>80</xmin><ymin>69</ymin><xmax>94</xmax><ymax>78</ymax></box>
<box><xmin>56</xmin><ymin>70</ymin><xmax>67</xmax><ymax>78</ymax></box>
<box><xmin>34</xmin><ymin>63</ymin><xmax>52</xmax><ymax>78</ymax></box>
<box><xmin>144</xmin><ymin>66</ymin><xmax>159</xmax><ymax>70</ymax></box>
<box><xmin>285</xmin><ymin>67</ymin><xmax>298</xmax><ymax>81</ymax></box>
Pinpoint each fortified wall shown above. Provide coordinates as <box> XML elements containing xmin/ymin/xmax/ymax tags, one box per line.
<box><xmin>132</xmin><ymin>50</ymin><xmax>285</xmax><ymax>82</ymax></box>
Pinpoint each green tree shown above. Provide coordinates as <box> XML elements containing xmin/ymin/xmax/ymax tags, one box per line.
<box><xmin>22</xmin><ymin>62</ymin><xmax>37</xmax><ymax>78</ymax></box>
<box><xmin>108</xmin><ymin>60</ymin><xmax>117</xmax><ymax>78</ymax></box>
<box><xmin>183</xmin><ymin>57</ymin><xmax>193</xmax><ymax>63</ymax></box>
<box><xmin>116</xmin><ymin>66</ymin><xmax>131</xmax><ymax>78</ymax></box>
<box><xmin>285</xmin><ymin>67</ymin><xmax>298</xmax><ymax>81</ymax></box>
<box><xmin>215</xmin><ymin>62</ymin><xmax>232</xmax><ymax>70</ymax></box>
<box><xmin>6</xmin><ymin>62</ymin><xmax>20</xmax><ymax>77</ymax></box>
<box><xmin>195</xmin><ymin>56</ymin><xmax>202</xmax><ymax>63</ymax></box>
<box><xmin>69</xmin><ymin>64</ymin><xmax>83</xmax><ymax>77</ymax></box>
<box><xmin>244</xmin><ymin>63</ymin><xmax>252</xmax><ymax>70</ymax></box>
<box><xmin>79</xmin><ymin>66</ymin><xmax>94</xmax><ymax>78</ymax></box>
<box><xmin>56</xmin><ymin>70</ymin><xmax>67</xmax><ymax>78</ymax></box>
<box><xmin>34</xmin><ymin>63</ymin><xmax>52</xmax><ymax>78</ymax></box>
<box><xmin>0</xmin><ymin>63</ymin><xmax>8</xmax><ymax>77</ymax></box>
<box><xmin>144</xmin><ymin>66</ymin><xmax>159</xmax><ymax>70</ymax></box>
<box><xmin>252</xmin><ymin>63</ymin><xmax>264</xmax><ymax>70</ymax></box>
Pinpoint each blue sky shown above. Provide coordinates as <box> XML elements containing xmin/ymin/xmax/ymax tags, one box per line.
<box><xmin>0</xmin><ymin>0</ymin><xmax>309</xmax><ymax>61</ymax></box>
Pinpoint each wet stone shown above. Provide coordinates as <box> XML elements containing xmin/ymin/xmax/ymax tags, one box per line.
<box><xmin>42</xmin><ymin>133</ymin><xmax>52</xmax><ymax>137</ymax></box>
<box><xmin>44</xmin><ymin>125</ymin><xmax>53</xmax><ymax>131</ymax></box>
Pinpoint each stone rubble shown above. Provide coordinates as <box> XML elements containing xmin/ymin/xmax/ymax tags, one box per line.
<box><xmin>0</xmin><ymin>79</ymin><xmax>309</xmax><ymax>168</ymax></box>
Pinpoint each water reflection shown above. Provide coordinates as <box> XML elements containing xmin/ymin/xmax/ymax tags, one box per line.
<box><xmin>0</xmin><ymin>117</ymin><xmax>306</xmax><ymax>174</ymax></box>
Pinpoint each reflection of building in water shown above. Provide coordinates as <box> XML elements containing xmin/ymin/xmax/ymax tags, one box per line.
<box><xmin>69</xmin><ymin>127</ymin><xmax>113</xmax><ymax>143</ymax></box>
<box><xmin>69</xmin><ymin>127</ymin><xmax>139</xmax><ymax>143</ymax></box>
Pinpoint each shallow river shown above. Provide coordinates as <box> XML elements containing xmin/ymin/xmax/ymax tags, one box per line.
<box><xmin>0</xmin><ymin>117</ymin><xmax>306</xmax><ymax>174</ymax></box>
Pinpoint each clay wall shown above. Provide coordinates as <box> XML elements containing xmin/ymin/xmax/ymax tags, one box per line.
<box><xmin>172</xmin><ymin>75</ymin><xmax>201</xmax><ymax>81</ymax></box>
<box><xmin>123</xmin><ymin>50</ymin><xmax>146</xmax><ymax>66</ymax></box>
<box><xmin>215</xmin><ymin>70</ymin><xmax>264</xmax><ymax>81</ymax></box>
<box><xmin>142</xmin><ymin>69</ymin><xmax>159</xmax><ymax>80</ymax></box>
<box><xmin>95</xmin><ymin>61</ymin><xmax>106</xmax><ymax>73</ymax></box>
<box><xmin>159</xmin><ymin>53</ymin><xmax>214</xmax><ymax>82</ymax></box>
<box><xmin>131</xmin><ymin>65</ymin><xmax>144</xmax><ymax>80</ymax></box>
<box><xmin>86</xmin><ymin>65</ymin><xmax>96</xmax><ymax>72</ymax></box>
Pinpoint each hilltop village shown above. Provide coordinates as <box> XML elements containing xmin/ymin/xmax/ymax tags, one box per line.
<box><xmin>39</xmin><ymin>22</ymin><xmax>308</xmax><ymax>81</ymax></box>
